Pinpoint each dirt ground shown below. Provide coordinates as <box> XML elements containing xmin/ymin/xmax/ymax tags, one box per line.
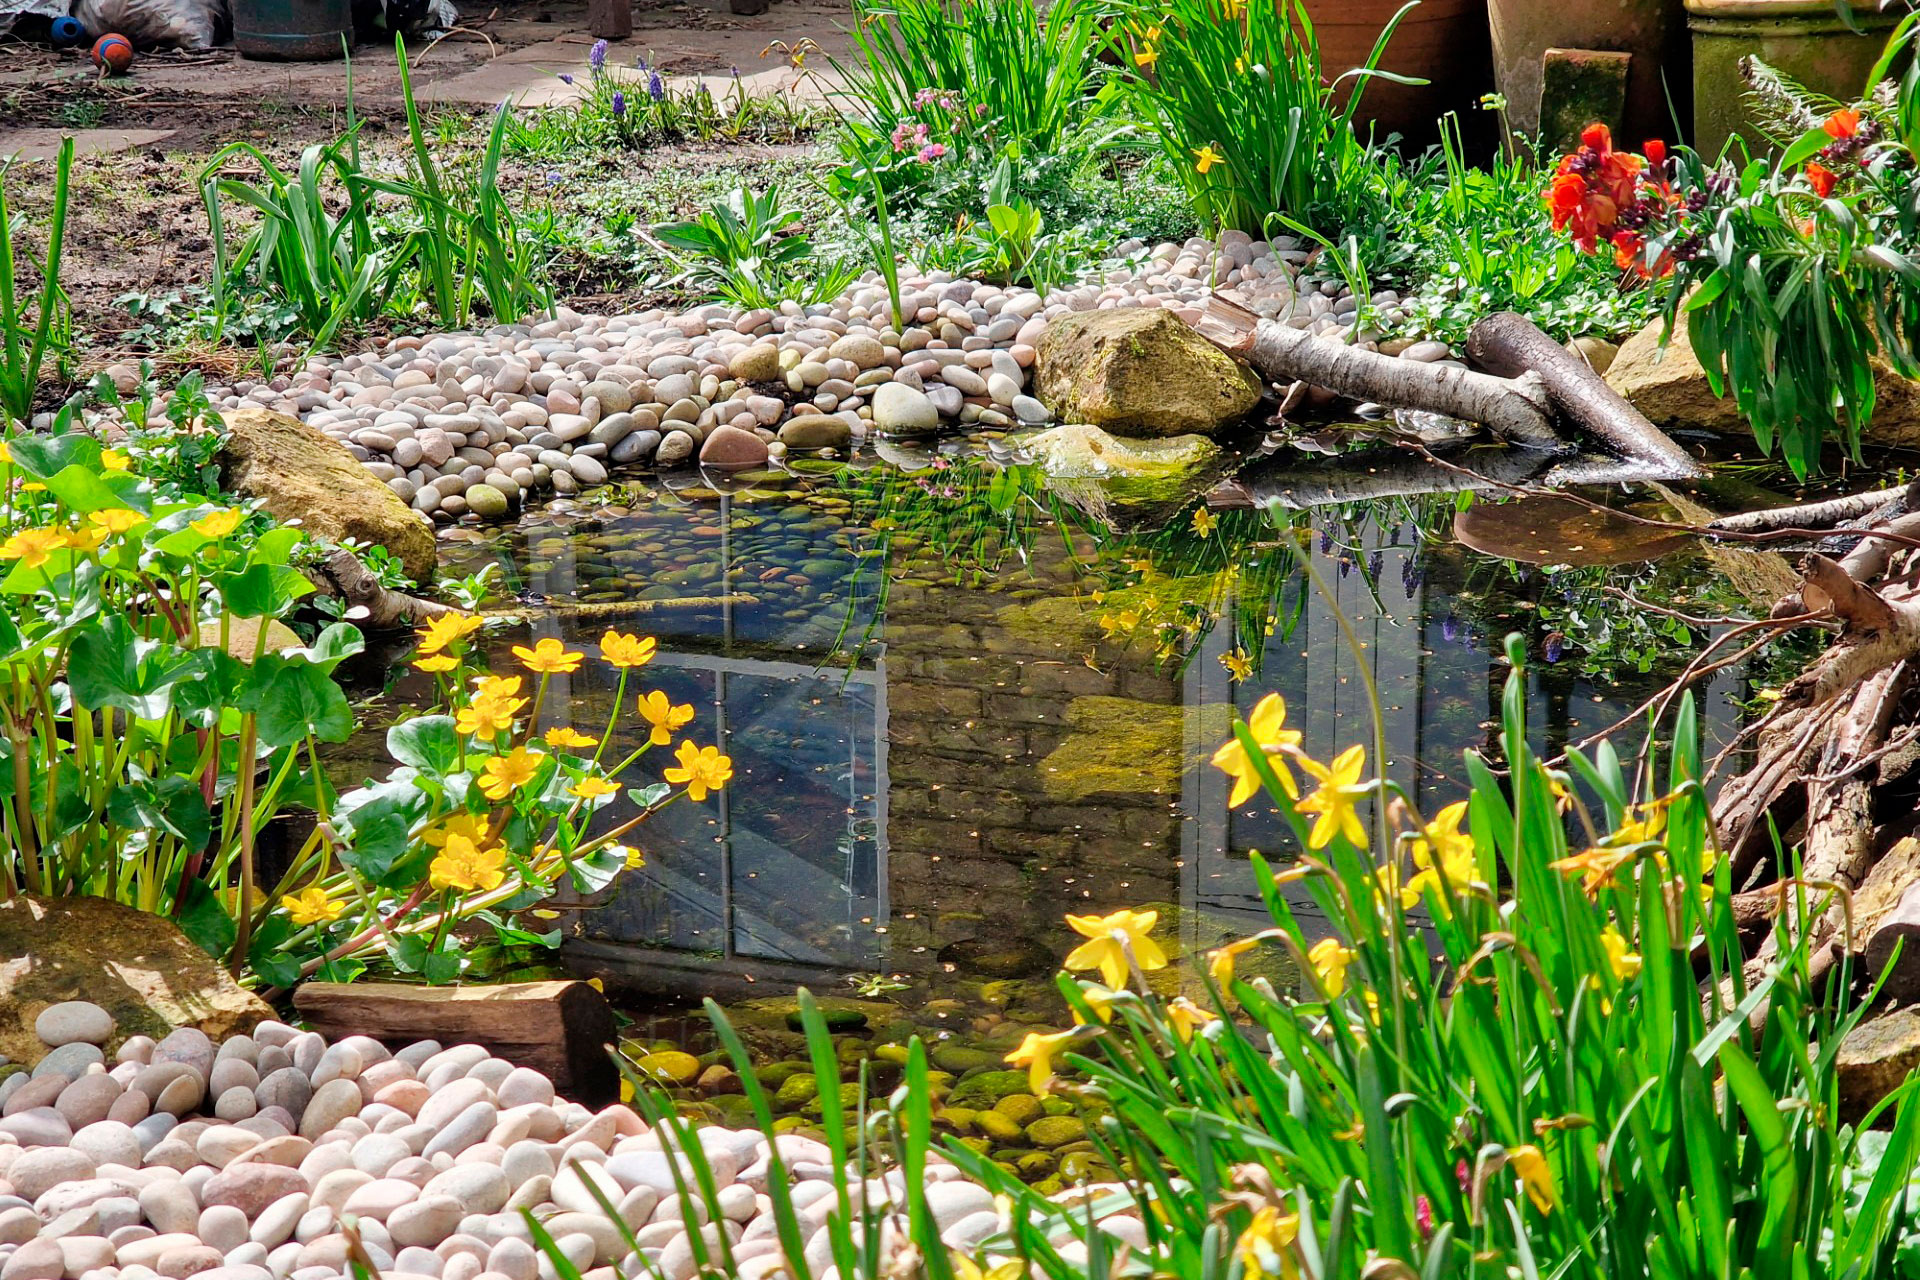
<box><xmin>0</xmin><ymin>0</ymin><xmax>852</xmax><ymax>379</ymax></box>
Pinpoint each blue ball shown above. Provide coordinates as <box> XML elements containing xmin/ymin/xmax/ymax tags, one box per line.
<box><xmin>49</xmin><ymin>15</ymin><xmax>83</xmax><ymax>47</ymax></box>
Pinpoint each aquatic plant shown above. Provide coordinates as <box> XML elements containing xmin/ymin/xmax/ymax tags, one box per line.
<box><xmin>265</xmin><ymin>623</ymin><xmax>731</xmax><ymax>987</ymax></box>
<box><xmin>560</xmin><ymin>642</ymin><xmax>1915</xmax><ymax>1280</ymax></box>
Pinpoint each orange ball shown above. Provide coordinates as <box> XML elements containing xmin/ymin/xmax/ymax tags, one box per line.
<box><xmin>90</xmin><ymin>33</ymin><xmax>134</xmax><ymax>75</ymax></box>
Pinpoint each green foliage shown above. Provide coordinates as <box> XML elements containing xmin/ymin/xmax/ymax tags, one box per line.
<box><xmin>0</xmin><ymin>136</ymin><xmax>73</xmax><ymax>425</ymax></box>
<box><xmin>647</xmin><ymin>185</ymin><xmax>859</xmax><ymax>309</ymax></box>
<box><xmin>835</xmin><ymin>0</ymin><xmax>1120</xmax><ymax>172</ymax></box>
<box><xmin>510</xmin><ymin>52</ymin><xmax>821</xmax><ymax>155</ymax></box>
<box><xmin>1113</xmin><ymin>0</ymin><xmax>1418</xmax><ymax>234</ymax></box>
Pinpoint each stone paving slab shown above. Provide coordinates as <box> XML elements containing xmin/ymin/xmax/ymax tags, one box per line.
<box><xmin>0</xmin><ymin>128</ymin><xmax>175</xmax><ymax>160</ymax></box>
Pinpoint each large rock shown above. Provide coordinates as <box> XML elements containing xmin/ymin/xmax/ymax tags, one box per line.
<box><xmin>1032</xmin><ymin>309</ymin><xmax>1261</xmax><ymax>437</ymax></box>
<box><xmin>0</xmin><ymin>896</ymin><xmax>272</xmax><ymax>1069</ymax></box>
<box><xmin>217</xmin><ymin>408</ymin><xmax>437</xmax><ymax>584</ymax></box>
<box><xmin>1607</xmin><ymin>311</ymin><xmax>1920</xmax><ymax>447</ymax></box>
<box><xmin>1019</xmin><ymin>423</ymin><xmax>1219</xmax><ymax>479</ymax></box>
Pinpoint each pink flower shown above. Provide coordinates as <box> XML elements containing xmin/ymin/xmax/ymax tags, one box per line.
<box><xmin>918</xmin><ymin>143</ymin><xmax>947</xmax><ymax>162</ymax></box>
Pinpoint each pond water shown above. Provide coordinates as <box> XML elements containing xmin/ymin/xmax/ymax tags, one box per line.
<box><xmin>394</xmin><ymin>445</ymin><xmax>1788</xmax><ymax>1036</ymax></box>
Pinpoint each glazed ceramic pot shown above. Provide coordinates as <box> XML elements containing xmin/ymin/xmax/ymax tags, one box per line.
<box><xmin>1687</xmin><ymin>0</ymin><xmax>1897</xmax><ymax>156</ymax></box>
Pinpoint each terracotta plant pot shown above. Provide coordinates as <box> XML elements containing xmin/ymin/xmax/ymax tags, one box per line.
<box><xmin>1488</xmin><ymin>0</ymin><xmax>1690</xmax><ymax>146</ymax></box>
<box><xmin>1313</xmin><ymin>0</ymin><xmax>1494</xmax><ymax>150</ymax></box>
<box><xmin>1687</xmin><ymin>0</ymin><xmax>1898</xmax><ymax>157</ymax></box>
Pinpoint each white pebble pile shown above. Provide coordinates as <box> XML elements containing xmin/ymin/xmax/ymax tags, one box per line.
<box><xmin>0</xmin><ymin>1002</ymin><xmax>1007</xmax><ymax>1280</ymax></box>
<box><xmin>181</xmin><ymin>233</ymin><xmax>1439</xmax><ymax>521</ymax></box>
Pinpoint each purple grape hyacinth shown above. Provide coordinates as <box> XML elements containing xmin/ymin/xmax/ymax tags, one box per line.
<box><xmin>611</xmin><ymin>90</ymin><xmax>626</xmax><ymax>116</ymax></box>
<box><xmin>589</xmin><ymin>39</ymin><xmax>609</xmax><ymax>71</ymax></box>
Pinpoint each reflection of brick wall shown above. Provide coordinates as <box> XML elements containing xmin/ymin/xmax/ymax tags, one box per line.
<box><xmin>878</xmin><ymin>538</ymin><xmax>1186</xmax><ymax>978</ymax></box>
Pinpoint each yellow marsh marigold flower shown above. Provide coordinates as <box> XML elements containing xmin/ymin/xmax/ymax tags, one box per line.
<box><xmin>416</xmin><ymin>612</ymin><xmax>483</xmax><ymax>656</ymax></box>
<box><xmin>281</xmin><ymin>887</ymin><xmax>344</xmax><ymax>927</ymax></box>
<box><xmin>58</xmin><ymin>525</ymin><xmax>107</xmax><ymax>554</ymax></box>
<box><xmin>1400</xmin><ymin>800</ymin><xmax>1473</xmax><ymax>914</ymax></box>
<box><xmin>600</xmin><ymin>631</ymin><xmax>657</xmax><ymax>669</ymax></box>
<box><xmin>1193</xmin><ymin>144</ymin><xmax>1226</xmax><ymax>174</ymax></box>
<box><xmin>0</xmin><ymin>527</ymin><xmax>63</xmax><ymax>569</ymax></box>
<box><xmin>191</xmin><ymin>509</ymin><xmax>243</xmax><ymax>538</ymax></box>
<box><xmin>100</xmin><ymin>450</ymin><xmax>131</xmax><ymax>472</ymax></box>
<box><xmin>514</xmin><ymin>637</ymin><xmax>584</xmax><ymax>674</ymax></box>
<box><xmin>950</xmin><ymin>1254</ymin><xmax>1023</xmax><ymax>1280</ymax></box>
<box><xmin>413</xmin><ymin>654</ymin><xmax>459</xmax><ymax>673</ymax></box>
<box><xmin>1508</xmin><ymin>1144</ymin><xmax>1556</xmax><ymax>1213</ymax></box>
<box><xmin>544</xmin><ymin>726</ymin><xmax>598</xmax><ymax>750</ymax></box>
<box><xmin>457</xmin><ymin>676</ymin><xmax>527</xmax><ymax>738</ymax></box>
<box><xmin>1308</xmin><ymin>937</ymin><xmax>1353</xmax><ymax>997</ymax></box>
<box><xmin>1064</xmin><ymin>908</ymin><xmax>1167</xmax><ymax>989</ymax></box>
<box><xmin>1235</xmin><ymin>1205</ymin><xmax>1300</xmax><ymax>1279</ymax></box>
<box><xmin>429</xmin><ymin>833</ymin><xmax>508</xmax><ymax>893</ymax></box>
<box><xmin>1004</xmin><ymin>1028</ymin><xmax>1078</xmax><ymax>1095</ymax></box>
<box><xmin>1296</xmin><ymin>745</ymin><xmax>1370</xmax><ymax>849</ymax></box>
<box><xmin>613</xmin><ymin>844</ymin><xmax>645</xmax><ymax>870</ymax></box>
<box><xmin>637</xmin><ymin>691</ymin><xmax>695</xmax><ymax>746</ymax></box>
<box><xmin>1191</xmin><ymin>507</ymin><xmax>1217</xmax><ymax>536</ymax></box>
<box><xmin>423</xmin><ymin>811</ymin><xmax>491</xmax><ymax>849</ymax></box>
<box><xmin>664</xmin><ymin>740</ymin><xmax>733</xmax><ymax>802</ymax></box>
<box><xmin>88</xmin><ymin>508</ymin><xmax>144</xmax><ymax>536</ymax></box>
<box><xmin>479</xmin><ymin>746</ymin><xmax>542</xmax><ymax>800</ymax></box>
<box><xmin>570</xmin><ymin>776</ymin><xmax>620</xmax><ymax>800</ymax></box>
<box><xmin>1600</xmin><ymin>926</ymin><xmax>1642</xmax><ymax>981</ymax></box>
<box><xmin>1211</xmin><ymin>693</ymin><xmax>1302</xmax><ymax>807</ymax></box>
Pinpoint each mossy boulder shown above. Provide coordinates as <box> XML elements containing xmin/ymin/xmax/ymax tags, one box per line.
<box><xmin>1018</xmin><ymin>424</ymin><xmax>1220</xmax><ymax>482</ymax></box>
<box><xmin>0</xmin><ymin>895</ymin><xmax>272</xmax><ymax>1069</ymax></box>
<box><xmin>1033</xmin><ymin>309</ymin><xmax>1262</xmax><ymax>437</ymax></box>
<box><xmin>947</xmin><ymin>1069</ymin><xmax>1035</xmax><ymax>1108</ymax></box>
<box><xmin>976</xmin><ymin>1110</ymin><xmax>1026</xmax><ymax>1142</ymax></box>
<box><xmin>217</xmin><ymin>407</ymin><xmax>437</xmax><ymax>584</ymax></box>
<box><xmin>634</xmin><ymin>1051</ymin><xmax>702</xmax><ymax>1085</ymax></box>
<box><xmin>773</xmin><ymin>1072</ymin><xmax>820</xmax><ymax>1109</ymax></box>
<box><xmin>932</xmin><ymin>1045</ymin><xmax>1005</xmax><ymax>1074</ymax></box>
<box><xmin>993</xmin><ymin>1094</ymin><xmax>1045</xmax><ymax>1126</ymax></box>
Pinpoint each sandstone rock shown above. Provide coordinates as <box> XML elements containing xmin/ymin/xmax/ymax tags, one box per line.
<box><xmin>217</xmin><ymin>407</ymin><xmax>437</xmax><ymax>583</ymax></box>
<box><xmin>0</xmin><ymin>896</ymin><xmax>271</xmax><ymax>1073</ymax></box>
<box><xmin>1032</xmin><ymin>309</ymin><xmax>1261</xmax><ymax>437</ymax></box>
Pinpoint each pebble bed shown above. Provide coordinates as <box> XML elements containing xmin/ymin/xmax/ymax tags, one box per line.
<box><xmin>184</xmin><ymin>234</ymin><xmax>1444</xmax><ymax>520</ymax></box>
<box><xmin>0</xmin><ymin>1003</ymin><xmax>1069</xmax><ymax>1280</ymax></box>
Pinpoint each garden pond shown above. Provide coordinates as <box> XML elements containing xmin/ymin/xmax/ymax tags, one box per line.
<box><xmin>351</xmin><ymin>441</ymin><xmax>1806</xmax><ymax>1166</ymax></box>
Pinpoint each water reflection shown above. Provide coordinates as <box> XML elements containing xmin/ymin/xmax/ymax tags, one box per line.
<box><xmin>432</xmin><ymin>459</ymin><xmax>1763</xmax><ymax>1003</ymax></box>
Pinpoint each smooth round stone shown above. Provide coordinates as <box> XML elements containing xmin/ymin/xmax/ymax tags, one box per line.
<box><xmin>697</xmin><ymin>424</ymin><xmax>768</xmax><ymax>471</ymax></box>
<box><xmin>153</xmin><ymin>1029</ymin><xmax>215</xmax><ymax>1082</ymax></box>
<box><xmin>655</xmin><ymin>431</ymin><xmax>695</xmax><ymax>466</ymax></box>
<box><xmin>7</xmin><ymin>1147</ymin><xmax>94</xmax><ymax>1199</ymax></box>
<box><xmin>493</xmin><ymin>1070</ymin><xmax>553</xmax><ymax>1111</ymax></box>
<box><xmin>465</xmin><ymin>484</ymin><xmax>510</xmax><ymax>519</ymax></box>
<box><xmin>388</xmin><ymin>1194</ymin><xmax>465</xmax><ymax>1249</ymax></box>
<box><xmin>199</xmin><ymin>1204</ymin><xmax>250</xmax><ymax>1253</ymax></box>
<box><xmin>608</xmin><ymin>429</ymin><xmax>659</xmax><ymax>465</ymax></box>
<box><xmin>939</xmin><ymin>365</ymin><xmax>987</xmax><ymax>396</ymax></box>
<box><xmin>776</xmin><ymin>415</ymin><xmax>851</xmax><ymax>450</ymax></box>
<box><xmin>727</xmin><ymin>345</ymin><xmax>779</xmax><ymax>382</ymax></box>
<box><xmin>353</xmin><ymin>1133</ymin><xmax>412</xmax><ymax>1178</ymax></box>
<box><xmin>422</xmin><ymin>1165</ymin><xmax>510</xmax><ymax>1216</ymax></box>
<box><xmin>0</xmin><ymin>1109</ymin><xmax>69</xmax><ymax>1148</ymax></box>
<box><xmin>255</xmin><ymin>1068</ymin><xmax>310</xmax><ymax>1122</ymax></box>
<box><xmin>248</xmin><ymin>1192</ymin><xmax>308</xmax><ymax>1250</ymax></box>
<box><xmin>420</xmin><ymin>1103</ymin><xmax>495</xmax><ymax>1161</ymax></box>
<box><xmin>116</xmin><ymin>1036</ymin><xmax>157</xmax><ymax>1066</ymax></box>
<box><xmin>201</xmin><ymin>1163</ymin><xmax>308</xmax><ymax>1217</ymax></box>
<box><xmin>300</xmin><ymin>1079</ymin><xmax>363</xmax><ymax>1140</ymax></box>
<box><xmin>486</xmin><ymin>1238</ymin><xmax>537</xmax><ymax>1280</ymax></box>
<box><xmin>0</xmin><ymin>1238</ymin><xmax>63</xmax><ymax>1280</ymax></box>
<box><xmin>156</xmin><ymin>1243</ymin><xmax>226</xmax><ymax>1279</ymax></box>
<box><xmin>34</xmin><ymin>1002</ymin><xmax>113</xmax><ymax>1048</ymax></box>
<box><xmin>71</xmin><ymin>1120</ymin><xmax>142</xmax><ymax>1169</ymax></box>
<box><xmin>827</xmin><ymin>334</ymin><xmax>886</xmax><ymax>369</ymax></box>
<box><xmin>567</xmin><ymin>454</ymin><xmax>607</xmax><ymax>486</ymax></box>
<box><xmin>871</xmin><ymin>383</ymin><xmax>940</xmax><ymax>436</ymax></box>
<box><xmin>1011</xmin><ymin>394</ymin><xmax>1051</xmax><ymax>423</ymax></box>
<box><xmin>31</xmin><ymin>1042</ymin><xmax>103</xmax><ymax>1082</ymax></box>
<box><xmin>55</xmin><ymin>1074</ymin><xmax>121</xmax><ymax>1128</ymax></box>
<box><xmin>342</xmin><ymin>1178</ymin><xmax>419</xmax><ymax>1222</ymax></box>
<box><xmin>155</xmin><ymin>1074</ymin><xmax>205</xmax><ymax>1117</ymax></box>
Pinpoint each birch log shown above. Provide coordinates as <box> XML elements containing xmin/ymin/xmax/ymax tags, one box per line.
<box><xmin>1233</xmin><ymin>321</ymin><xmax>1562</xmax><ymax>446</ymax></box>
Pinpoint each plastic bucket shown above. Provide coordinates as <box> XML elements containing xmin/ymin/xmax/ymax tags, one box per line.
<box><xmin>231</xmin><ymin>0</ymin><xmax>352</xmax><ymax>61</ymax></box>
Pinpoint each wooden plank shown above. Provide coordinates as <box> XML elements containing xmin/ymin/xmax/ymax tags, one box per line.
<box><xmin>293</xmin><ymin>980</ymin><xmax>619</xmax><ymax>1105</ymax></box>
<box><xmin>586</xmin><ymin>0</ymin><xmax>632</xmax><ymax>40</ymax></box>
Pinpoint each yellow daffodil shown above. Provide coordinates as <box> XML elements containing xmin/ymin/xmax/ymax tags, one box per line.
<box><xmin>416</xmin><ymin>612</ymin><xmax>484</xmax><ymax>655</ymax></box>
<box><xmin>1221</xmin><ymin>649</ymin><xmax>1253</xmax><ymax>682</ymax></box>
<box><xmin>1508</xmin><ymin>1144</ymin><xmax>1556</xmax><ymax>1213</ymax></box>
<box><xmin>191</xmin><ymin>509</ymin><xmax>243</xmax><ymax>538</ymax></box>
<box><xmin>1400</xmin><ymin>800</ymin><xmax>1473</xmax><ymax>914</ymax></box>
<box><xmin>414</xmin><ymin>653</ymin><xmax>459</xmax><ymax>673</ymax></box>
<box><xmin>0</xmin><ymin>442</ymin><xmax>11</xmax><ymax>464</ymax></box>
<box><xmin>1072</xmin><ymin>983</ymin><xmax>1122</xmax><ymax>1025</ymax></box>
<box><xmin>637</xmin><ymin>691</ymin><xmax>696</xmax><ymax>746</ymax></box>
<box><xmin>664</xmin><ymin>740</ymin><xmax>733</xmax><ymax>802</ymax></box>
<box><xmin>1296</xmin><ymin>745</ymin><xmax>1370</xmax><ymax>849</ymax></box>
<box><xmin>1063</xmin><ymin>908</ymin><xmax>1167</xmax><ymax>989</ymax></box>
<box><xmin>100</xmin><ymin>449</ymin><xmax>131</xmax><ymax>472</ymax></box>
<box><xmin>1600</xmin><ymin>926</ymin><xmax>1642</xmax><ymax>981</ymax></box>
<box><xmin>1221</xmin><ymin>0</ymin><xmax>1244</xmax><ymax>18</ymax></box>
<box><xmin>1548</xmin><ymin>845</ymin><xmax>1634</xmax><ymax>897</ymax></box>
<box><xmin>1165</xmin><ymin>996</ymin><xmax>1215</xmax><ymax>1043</ymax></box>
<box><xmin>1133</xmin><ymin>42</ymin><xmax>1157</xmax><ymax>69</ymax></box>
<box><xmin>1193</xmin><ymin>144</ymin><xmax>1226</xmax><ymax>174</ymax></box>
<box><xmin>1208</xmin><ymin>934</ymin><xmax>1266</xmax><ymax>986</ymax></box>
<box><xmin>0</xmin><ymin>527</ymin><xmax>63</xmax><ymax>569</ymax></box>
<box><xmin>514</xmin><ymin>637</ymin><xmax>584</xmax><ymax>674</ymax></box>
<box><xmin>1607</xmin><ymin>801</ymin><xmax>1668</xmax><ymax>846</ymax></box>
<box><xmin>951</xmin><ymin>1253</ymin><xmax>1023</xmax><ymax>1280</ymax></box>
<box><xmin>600</xmin><ymin>630</ymin><xmax>657</xmax><ymax>668</ymax></box>
<box><xmin>1004</xmin><ymin>1029</ymin><xmax>1078</xmax><ymax>1094</ymax></box>
<box><xmin>570</xmin><ymin>776</ymin><xmax>620</xmax><ymax>800</ymax></box>
<box><xmin>87</xmin><ymin>508</ymin><xmax>144</xmax><ymax>536</ymax></box>
<box><xmin>1210</xmin><ymin>692</ymin><xmax>1303</xmax><ymax>807</ymax></box>
<box><xmin>429</xmin><ymin>833</ymin><xmax>508</xmax><ymax>893</ymax></box>
<box><xmin>1235</xmin><ymin>1205</ymin><xmax>1300</xmax><ymax>1280</ymax></box>
<box><xmin>1192</xmin><ymin>507</ymin><xmax>1217</xmax><ymax>536</ymax></box>
<box><xmin>544</xmin><ymin>726</ymin><xmax>598</xmax><ymax>749</ymax></box>
<box><xmin>478</xmin><ymin>746</ymin><xmax>542</xmax><ymax>800</ymax></box>
<box><xmin>1307</xmin><ymin>937</ymin><xmax>1353</xmax><ymax>997</ymax></box>
<box><xmin>281</xmin><ymin>887</ymin><xmax>344</xmax><ymax>926</ymax></box>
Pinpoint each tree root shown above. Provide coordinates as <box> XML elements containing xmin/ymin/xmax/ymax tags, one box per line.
<box><xmin>307</xmin><ymin>549</ymin><xmax>460</xmax><ymax>630</ymax></box>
